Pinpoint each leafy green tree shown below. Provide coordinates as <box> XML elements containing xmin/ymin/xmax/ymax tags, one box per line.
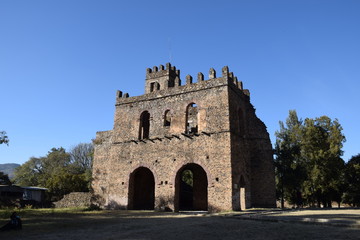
<box><xmin>0</xmin><ymin>131</ymin><xmax>9</xmax><ymax>145</ymax></box>
<box><xmin>14</xmin><ymin>148</ymin><xmax>70</xmax><ymax>185</ymax></box>
<box><xmin>40</xmin><ymin>147</ymin><xmax>71</xmax><ymax>186</ymax></box>
<box><xmin>13</xmin><ymin>157</ymin><xmax>44</xmax><ymax>186</ymax></box>
<box><xmin>301</xmin><ymin>116</ymin><xmax>345</xmax><ymax>207</ymax></box>
<box><xmin>274</xmin><ymin>110</ymin><xmax>305</xmax><ymax>208</ymax></box>
<box><xmin>342</xmin><ymin>154</ymin><xmax>360</xmax><ymax>207</ymax></box>
<box><xmin>275</xmin><ymin>112</ymin><xmax>346</xmax><ymax>208</ymax></box>
<box><xmin>45</xmin><ymin>169</ymin><xmax>89</xmax><ymax>201</ymax></box>
<box><xmin>14</xmin><ymin>144</ymin><xmax>93</xmax><ymax>201</ymax></box>
<box><xmin>181</xmin><ymin>170</ymin><xmax>193</xmax><ymax>187</ymax></box>
<box><xmin>0</xmin><ymin>172</ymin><xmax>11</xmax><ymax>185</ymax></box>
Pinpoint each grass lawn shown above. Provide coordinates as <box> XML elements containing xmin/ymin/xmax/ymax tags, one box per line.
<box><xmin>0</xmin><ymin>208</ymin><xmax>359</xmax><ymax>240</ymax></box>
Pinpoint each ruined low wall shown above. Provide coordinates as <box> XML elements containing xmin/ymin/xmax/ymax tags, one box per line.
<box><xmin>54</xmin><ymin>192</ymin><xmax>92</xmax><ymax>208</ymax></box>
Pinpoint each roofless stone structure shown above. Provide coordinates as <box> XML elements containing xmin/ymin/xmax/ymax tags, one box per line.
<box><xmin>92</xmin><ymin>63</ymin><xmax>276</xmax><ymax>211</ymax></box>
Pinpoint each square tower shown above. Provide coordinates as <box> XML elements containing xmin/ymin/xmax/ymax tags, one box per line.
<box><xmin>92</xmin><ymin>63</ymin><xmax>276</xmax><ymax>211</ymax></box>
<box><xmin>145</xmin><ymin>63</ymin><xmax>180</xmax><ymax>93</ymax></box>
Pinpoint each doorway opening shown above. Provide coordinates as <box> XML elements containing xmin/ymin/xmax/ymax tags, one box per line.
<box><xmin>128</xmin><ymin>167</ymin><xmax>155</xmax><ymax>210</ymax></box>
<box><xmin>175</xmin><ymin>163</ymin><xmax>208</xmax><ymax>211</ymax></box>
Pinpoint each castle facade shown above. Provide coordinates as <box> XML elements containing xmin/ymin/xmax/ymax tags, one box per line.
<box><xmin>92</xmin><ymin>63</ymin><xmax>276</xmax><ymax>211</ymax></box>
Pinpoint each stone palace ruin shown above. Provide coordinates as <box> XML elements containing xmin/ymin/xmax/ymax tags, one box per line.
<box><xmin>92</xmin><ymin>63</ymin><xmax>276</xmax><ymax>211</ymax></box>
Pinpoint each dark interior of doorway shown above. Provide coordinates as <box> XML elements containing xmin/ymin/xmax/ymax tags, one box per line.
<box><xmin>131</xmin><ymin>167</ymin><xmax>155</xmax><ymax>210</ymax></box>
<box><xmin>177</xmin><ymin>164</ymin><xmax>208</xmax><ymax>211</ymax></box>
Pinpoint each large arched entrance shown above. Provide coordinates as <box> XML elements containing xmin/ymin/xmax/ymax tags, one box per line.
<box><xmin>128</xmin><ymin>167</ymin><xmax>155</xmax><ymax>210</ymax></box>
<box><xmin>175</xmin><ymin>163</ymin><xmax>208</xmax><ymax>211</ymax></box>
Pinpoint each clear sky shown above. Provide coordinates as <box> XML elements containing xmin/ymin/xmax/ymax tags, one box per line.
<box><xmin>1</xmin><ymin>0</ymin><xmax>359</xmax><ymax>165</ymax></box>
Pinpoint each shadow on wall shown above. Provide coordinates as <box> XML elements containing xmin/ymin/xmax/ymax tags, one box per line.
<box><xmin>157</xmin><ymin>195</ymin><xmax>221</xmax><ymax>213</ymax></box>
<box><xmin>106</xmin><ymin>200</ymin><xmax>127</xmax><ymax>210</ymax></box>
<box><xmin>91</xmin><ymin>194</ymin><xmax>126</xmax><ymax>210</ymax></box>
<box><xmin>91</xmin><ymin>193</ymin><xmax>221</xmax><ymax>213</ymax></box>
<box><xmin>157</xmin><ymin>196</ymin><xmax>174</xmax><ymax>212</ymax></box>
<box><xmin>91</xmin><ymin>194</ymin><xmax>105</xmax><ymax>208</ymax></box>
<box><xmin>208</xmin><ymin>204</ymin><xmax>221</xmax><ymax>213</ymax></box>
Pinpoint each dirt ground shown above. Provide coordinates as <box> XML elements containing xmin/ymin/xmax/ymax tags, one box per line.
<box><xmin>1</xmin><ymin>209</ymin><xmax>360</xmax><ymax>240</ymax></box>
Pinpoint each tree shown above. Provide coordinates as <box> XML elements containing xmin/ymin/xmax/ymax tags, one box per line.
<box><xmin>181</xmin><ymin>170</ymin><xmax>193</xmax><ymax>187</ymax></box>
<box><xmin>0</xmin><ymin>172</ymin><xmax>11</xmax><ymax>185</ymax></box>
<box><xmin>301</xmin><ymin>116</ymin><xmax>345</xmax><ymax>207</ymax></box>
<box><xmin>275</xmin><ymin>111</ymin><xmax>346</xmax><ymax>208</ymax></box>
<box><xmin>14</xmin><ymin>144</ymin><xmax>93</xmax><ymax>201</ymax></box>
<box><xmin>0</xmin><ymin>131</ymin><xmax>9</xmax><ymax>145</ymax></box>
<box><xmin>69</xmin><ymin>143</ymin><xmax>93</xmax><ymax>172</ymax></box>
<box><xmin>40</xmin><ymin>147</ymin><xmax>71</xmax><ymax>187</ymax></box>
<box><xmin>274</xmin><ymin>110</ymin><xmax>305</xmax><ymax>208</ymax></box>
<box><xmin>68</xmin><ymin>143</ymin><xmax>94</xmax><ymax>189</ymax></box>
<box><xmin>342</xmin><ymin>154</ymin><xmax>360</xmax><ymax>207</ymax></box>
<box><xmin>45</xmin><ymin>169</ymin><xmax>89</xmax><ymax>200</ymax></box>
<box><xmin>14</xmin><ymin>148</ymin><xmax>70</xmax><ymax>186</ymax></box>
<box><xmin>13</xmin><ymin>157</ymin><xmax>44</xmax><ymax>187</ymax></box>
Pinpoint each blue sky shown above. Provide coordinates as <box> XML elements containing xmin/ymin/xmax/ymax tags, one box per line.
<box><xmin>1</xmin><ymin>0</ymin><xmax>359</xmax><ymax>165</ymax></box>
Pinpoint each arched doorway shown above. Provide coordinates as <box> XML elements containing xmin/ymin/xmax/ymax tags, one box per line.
<box><xmin>128</xmin><ymin>167</ymin><xmax>155</xmax><ymax>210</ymax></box>
<box><xmin>175</xmin><ymin>163</ymin><xmax>208</xmax><ymax>211</ymax></box>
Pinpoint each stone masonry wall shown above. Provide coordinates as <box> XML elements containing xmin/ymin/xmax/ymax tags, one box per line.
<box><xmin>227</xmin><ymin>82</ymin><xmax>276</xmax><ymax>209</ymax></box>
<box><xmin>94</xmin><ymin>132</ymin><xmax>233</xmax><ymax>211</ymax></box>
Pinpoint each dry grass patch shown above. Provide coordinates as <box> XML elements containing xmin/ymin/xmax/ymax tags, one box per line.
<box><xmin>0</xmin><ymin>208</ymin><xmax>359</xmax><ymax>240</ymax></box>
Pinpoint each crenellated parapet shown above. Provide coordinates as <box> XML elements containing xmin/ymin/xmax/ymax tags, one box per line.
<box><xmin>179</xmin><ymin>65</ymin><xmax>249</xmax><ymax>96</ymax></box>
<box><xmin>118</xmin><ymin>63</ymin><xmax>250</xmax><ymax>104</ymax></box>
<box><xmin>116</xmin><ymin>90</ymin><xmax>129</xmax><ymax>99</ymax></box>
<box><xmin>146</xmin><ymin>63</ymin><xmax>179</xmax><ymax>79</ymax></box>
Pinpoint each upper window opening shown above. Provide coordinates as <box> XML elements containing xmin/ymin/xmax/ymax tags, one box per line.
<box><xmin>139</xmin><ymin>111</ymin><xmax>150</xmax><ymax>139</ymax></box>
<box><xmin>186</xmin><ymin>103</ymin><xmax>198</xmax><ymax>134</ymax></box>
<box><xmin>150</xmin><ymin>82</ymin><xmax>160</xmax><ymax>92</ymax></box>
<box><xmin>164</xmin><ymin>110</ymin><xmax>171</xmax><ymax>127</ymax></box>
<box><xmin>150</xmin><ymin>82</ymin><xmax>155</xmax><ymax>92</ymax></box>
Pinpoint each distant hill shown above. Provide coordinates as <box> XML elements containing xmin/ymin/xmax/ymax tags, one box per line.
<box><xmin>0</xmin><ymin>163</ymin><xmax>20</xmax><ymax>179</ymax></box>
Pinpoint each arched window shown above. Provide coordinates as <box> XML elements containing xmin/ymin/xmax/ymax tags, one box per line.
<box><xmin>185</xmin><ymin>103</ymin><xmax>198</xmax><ymax>134</ymax></box>
<box><xmin>164</xmin><ymin>110</ymin><xmax>171</xmax><ymax>127</ymax></box>
<box><xmin>139</xmin><ymin>111</ymin><xmax>150</xmax><ymax>139</ymax></box>
<box><xmin>150</xmin><ymin>82</ymin><xmax>160</xmax><ymax>92</ymax></box>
